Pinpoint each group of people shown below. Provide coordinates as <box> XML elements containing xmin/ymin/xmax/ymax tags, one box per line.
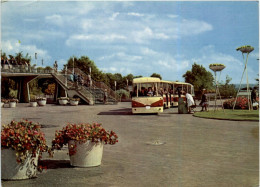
<box><xmin>68</xmin><ymin>73</ymin><xmax>92</xmax><ymax>88</ymax></box>
<box><xmin>131</xmin><ymin>87</ymin><xmax>156</xmax><ymax>97</ymax></box>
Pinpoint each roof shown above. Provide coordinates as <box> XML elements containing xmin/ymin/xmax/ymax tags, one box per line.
<box><xmin>133</xmin><ymin>77</ymin><xmax>161</xmax><ymax>83</ymax></box>
<box><xmin>172</xmin><ymin>81</ymin><xmax>193</xmax><ymax>86</ymax></box>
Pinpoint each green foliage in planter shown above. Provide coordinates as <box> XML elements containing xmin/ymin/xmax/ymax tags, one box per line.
<box><xmin>236</xmin><ymin>45</ymin><xmax>254</xmax><ymax>51</ymax></box>
<box><xmin>36</xmin><ymin>97</ymin><xmax>46</xmax><ymax>101</ymax></box>
<box><xmin>1</xmin><ymin>120</ymin><xmax>53</xmax><ymax>164</ymax></box>
<box><xmin>209</xmin><ymin>63</ymin><xmax>225</xmax><ymax>67</ymax></box>
<box><xmin>58</xmin><ymin>97</ymin><xmax>69</xmax><ymax>100</ymax></box>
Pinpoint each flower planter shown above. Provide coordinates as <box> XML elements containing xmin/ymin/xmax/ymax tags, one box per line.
<box><xmin>70</xmin><ymin>100</ymin><xmax>79</xmax><ymax>106</ymax></box>
<box><xmin>59</xmin><ymin>99</ymin><xmax>68</xmax><ymax>105</ymax></box>
<box><xmin>209</xmin><ymin>65</ymin><xmax>225</xmax><ymax>72</ymax></box>
<box><xmin>68</xmin><ymin>140</ymin><xmax>104</xmax><ymax>167</ymax></box>
<box><xmin>237</xmin><ymin>46</ymin><xmax>254</xmax><ymax>53</ymax></box>
<box><xmin>30</xmin><ymin>101</ymin><xmax>37</xmax><ymax>107</ymax></box>
<box><xmin>1</xmin><ymin>102</ymin><xmax>4</xmax><ymax>107</ymax></box>
<box><xmin>1</xmin><ymin>149</ymin><xmax>39</xmax><ymax>180</ymax></box>
<box><xmin>37</xmin><ymin>100</ymin><xmax>46</xmax><ymax>106</ymax></box>
<box><xmin>9</xmin><ymin>102</ymin><xmax>16</xmax><ymax>108</ymax></box>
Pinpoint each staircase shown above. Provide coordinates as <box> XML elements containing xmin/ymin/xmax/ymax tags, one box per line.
<box><xmin>52</xmin><ymin>68</ymin><xmax>118</xmax><ymax>105</ymax></box>
<box><xmin>52</xmin><ymin>73</ymin><xmax>95</xmax><ymax>105</ymax></box>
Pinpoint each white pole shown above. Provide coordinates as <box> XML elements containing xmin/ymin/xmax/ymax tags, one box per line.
<box><xmin>65</xmin><ymin>65</ymin><xmax>67</xmax><ymax>87</ymax></box>
<box><xmin>72</xmin><ymin>57</ymin><xmax>74</xmax><ymax>74</ymax></box>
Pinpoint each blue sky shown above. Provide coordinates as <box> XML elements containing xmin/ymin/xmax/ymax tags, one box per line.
<box><xmin>1</xmin><ymin>1</ymin><xmax>259</xmax><ymax>84</ymax></box>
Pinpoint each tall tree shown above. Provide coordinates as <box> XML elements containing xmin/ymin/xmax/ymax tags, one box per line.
<box><xmin>150</xmin><ymin>73</ymin><xmax>162</xmax><ymax>80</ymax></box>
<box><xmin>183</xmin><ymin>63</ymin><xmax>214</xmax><ymax>95</ymax></box>
<box><xmin>67</xmin><ymin>56</ymin><xmax>104</xmax><ymax>82</ymax></box>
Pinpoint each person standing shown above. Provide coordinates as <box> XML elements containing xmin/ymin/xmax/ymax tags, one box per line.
<box><xmin>200</xmin><ymin>89</ymin><xmax>208</xmax><ymax>111</ymax></box>
<box><xmin>104</xmin><ymin>89</ymin><xmax>108</xmax><ymax>104</ymax></box>
<box><xmin>184</xmin><ymin>91</ymin><xmax>195</xmax><ymax>113</ymax></box>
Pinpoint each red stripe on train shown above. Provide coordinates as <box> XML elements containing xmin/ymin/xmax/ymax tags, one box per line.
<box><xmin>132</xmin><ymin>100</ymin><xmax>163</xmax><ymax>107</ymax></box>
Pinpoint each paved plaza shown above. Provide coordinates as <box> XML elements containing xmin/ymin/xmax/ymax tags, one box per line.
<box><xmin>1</xmin><ymin>102</ymin><xmax>259</xmax><ymax>187</ymax></box>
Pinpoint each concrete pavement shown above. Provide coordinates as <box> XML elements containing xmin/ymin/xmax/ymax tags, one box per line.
<box><xmin>1</xmin><ymin>102</ymin><xmax>259</xmax><ymax>187</ymax></box>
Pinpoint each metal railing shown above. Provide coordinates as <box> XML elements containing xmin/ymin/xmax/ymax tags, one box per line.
<box><xmin>67</xmin><ymin>68</ymin><xmax>118</xmax><ymax>102</ymax></box>
<box><xmin>1</xmin><ymin>64</ymin><xmax>56</xmax><ymax>74</ymax></box>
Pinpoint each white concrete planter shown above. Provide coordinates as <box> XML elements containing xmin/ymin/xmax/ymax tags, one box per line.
<box><xmin>9</xmin><ymin>102</ymin><xmax>16</xmax><ymax>108</ymax></box>
<box><xmin>70</xmin><ymin>100</ymin><xmax>79</xmax><ymax>106</ymax></box>
<box><xmin>30</xmin><ymin>102</ymin><xmax>37</xmax><ymax>107</ymax></box>
<box><xmin>68</xmin><ymin>140</ymin><xmax>104</xmax><ymax>167</ymax></box>
<box><xmin>37</xmin><ymin>100</ymin><xmax>46</xmax><ymax>106</ymax></box>
<box><xmin>1</xmin><ymin>149</ymin><xmax>39</xmax><ymax>180</ymax></box>
<box><xmin>59</xmin><ymin>99</ymin><xmax>68</xmax><ymax>105</ymax></box>
<box><xmin>1</xmin><ymin>102</ymin><xmax>4</xmax><ymax>107</ymax></box>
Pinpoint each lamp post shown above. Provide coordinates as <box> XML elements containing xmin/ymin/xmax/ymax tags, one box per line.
<box><xmin>65</xmin><ymin>65</ymin><xmax>67</xmax><ymax>87</ymax></box>
<box><xmin>72</xmin><ymin>57</ymin><xmax>74</xmax><ymax>74</ymax></box>
<box><xmin>233</xmin><ymin>45</ymin><xmax>254</xmax><ymax>110</ymax></box>
<box><xmin>126</xmin><ymin>79</ymin><xmax>128</xmax><ymax>90</ymax></box>
<box><xmin>114</xmin><ymin>81</ymin><xmax>117</xmax><ymax>92</ymax></box>
<box><xmin>35</xmin><ymin>53</ymin><xmax>37</xmax><ymax>66</ymax></box>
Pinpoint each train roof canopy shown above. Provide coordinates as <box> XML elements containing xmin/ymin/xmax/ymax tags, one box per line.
<box><xmin>133</xmin><ymin>77</ymin><xmax>161</xmax><ymax>83</ymax></box>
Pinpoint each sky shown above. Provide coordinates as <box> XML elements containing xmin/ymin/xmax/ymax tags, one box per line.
<box><xmin>1</xmin><ymin>1</ymin><xmax>259</xmax><ymax>84</ymax></box>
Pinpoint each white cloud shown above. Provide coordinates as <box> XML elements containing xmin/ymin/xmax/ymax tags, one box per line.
<box><xmin>127</xmin><ymin>12</ymin><xmax>144</xmax><ymax>17</ymax></box>
<box><xmin>66</xmin><ymin>34</ymin><xmax>127</xmax><ymax>46</ymax></box>
<box><xmin>1</xmin><ymin>40</ymin><xmax>51</xmax><ymax>65</ymax></box>
<box><xmin>45</xmin><ymin>14</ymin><xmax>64</xmax><ymax>26</ymax></box>
<box><xmin>109</xmin><ymin>12</ymin><xmax>120</xmax><ymax>20</ymax></box>
<box><xmin>65</xmin><ymin>12</ymin><xmax>213</xmax><ymax>46</ymax></box>
<box><xmin>168</xmin><ymin>14</ymin><xmax>179</xmax><ymax>19</ymax></box>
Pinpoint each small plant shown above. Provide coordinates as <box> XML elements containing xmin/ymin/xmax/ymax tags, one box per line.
<box><xmin>1</xmin><ymin>120</ymin><xmax>53</xmax><ymax>164</ymax></box>
<box><xmin>209</xmin><ymin>63</ymin><xmax>225</xmax><ymax>67</ymax></box>
<box><xmin>44</xmin><ymin>66</ymin><xmax>53</xmax><ymax>70</ymax></box>
<box><xmin>1</xmin><ymin>98</ymin><xmax>8</xmax><ymax>103</ymax></box>
<box><xmin>30</xmin><ymin>96</ymin><xmax>37</xmax><ymax>102</ymax></box>
<box><xmin>8</xmin><ymin>98</ymin><xmax>19</xmax><ymax>103</ymax></box>
<box><xmin>52</xmin><ymin>123</ymin><xmax>118</xmax><ymax>156</ymax></box>
<box><xmin>36</xmin><ymin>97</ymin><xmax>46</xmax><ymax>101</ymax></box>
<box><xmin>58</xmin><ymin>97</ymin><xmax>69</xmax><ymax>100</ymax></box>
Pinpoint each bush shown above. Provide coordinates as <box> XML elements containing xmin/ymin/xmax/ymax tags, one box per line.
<box><xmin>116</xmin><ymin>89</ymin><xmax>130</xmax><ymax>100</ymax></box>
<box><xmin>9</xmin><ymin>88</ymin><xmax>18</xmax><ymax>98</ymax></box>
<box><xmin>223</xmin><ymin>97</ymin><xmax>251</xmax><ymax>109</ymax></box>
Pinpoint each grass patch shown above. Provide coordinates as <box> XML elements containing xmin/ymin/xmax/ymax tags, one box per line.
<box><xmin>193</xmin><ymin>109</ymin><xmax>259</xmax><ymax>121</ymax></box>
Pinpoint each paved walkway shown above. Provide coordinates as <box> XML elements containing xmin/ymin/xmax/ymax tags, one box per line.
<box><xmin>1</xmin><ymin>102</ymin><xmax>259</xmax><ymax>187</ymax></box>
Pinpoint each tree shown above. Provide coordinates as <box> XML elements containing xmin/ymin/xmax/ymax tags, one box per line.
<box><xmin>123</xmin><ymin>73</ymin><xmax>134</xmax><ymax>88</ymax></box>
<box><xmin>15</xmin><ymin>52</ymin><xmax>31</xmax><ymax>65</ymax></box>
<box><xmin>183</xmin><ymin>63</ymin><xmax>214</xmax><ymax>95</ymax></box>
<box><xmin>219</xmin><ymin>75</ymin><xmax>236</xmax><ymax>98</ymax></box>
<box><xmin>66</xmin><ymin>56</ymin><xmax>104</xmax><ymax>82</ymax></box>
<box><xmin>150</xmin><ymin>73</ymin><xmax>162</xmax><ymax>80</ymax></box>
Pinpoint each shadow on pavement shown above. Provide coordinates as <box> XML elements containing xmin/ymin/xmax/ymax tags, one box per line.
<box><xmin>39</xmin><ymin>160</ymin><xmax>73</xmax><ymax>169</ymax></box>
<box><xmin>98</xmin><ymin>108</ymin><xmax>132</xmax><ymax>115</ymax></box>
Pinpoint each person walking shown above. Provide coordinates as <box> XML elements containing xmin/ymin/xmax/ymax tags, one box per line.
<box><xmin>200</xmin><ymin>89</ymin><xmax>208</xmax><ymax>111</ymax></box>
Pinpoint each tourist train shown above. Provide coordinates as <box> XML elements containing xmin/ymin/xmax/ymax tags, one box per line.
<box><xmin>131</xmin><ymin>77</ymin><xmax>194</xmax><ymax>114</ymax></box>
